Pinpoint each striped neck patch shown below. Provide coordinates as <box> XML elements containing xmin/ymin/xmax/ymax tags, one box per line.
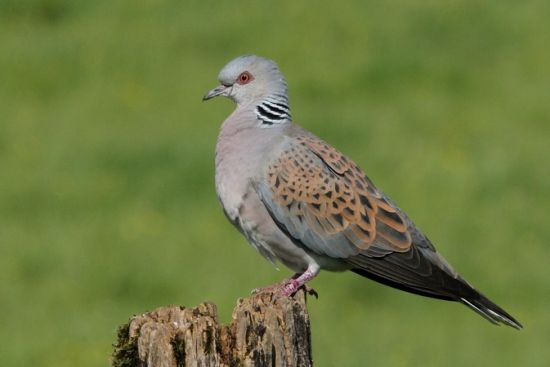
<box><xmin>255</xmin><ymin>96</ymin><xmax>291</xmax><ymax>126</ymax></box>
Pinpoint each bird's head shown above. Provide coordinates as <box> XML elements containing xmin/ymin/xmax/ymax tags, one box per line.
<box><xmin>203</xmin><ymin>55</ymin><xmax>289</xmax><ymax>107</ymax></box>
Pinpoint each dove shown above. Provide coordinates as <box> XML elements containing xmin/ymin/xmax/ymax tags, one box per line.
<box><xmin>203</xmin><ymin>55</ymin><xmax>522</xmax><ymax>329</ymax></box>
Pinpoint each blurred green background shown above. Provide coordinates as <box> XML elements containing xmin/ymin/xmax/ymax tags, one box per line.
<box><xmin>1</xmin><ymin>0</ymin><xmax>549</xmax><ymax>366</ymax></box>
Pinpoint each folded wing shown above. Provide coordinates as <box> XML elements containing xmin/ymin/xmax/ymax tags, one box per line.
<box><xmin>256</xmin><ymin>134</ymin><xmax>415</xmax><ymax>259</ymax></box>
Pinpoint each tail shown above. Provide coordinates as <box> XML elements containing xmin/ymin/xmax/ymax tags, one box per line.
<box><xmin>459</xmin><ymin>290</ymin><xmax>523</xmax><ymax>330</ymax></box>
<box><xmin>351</xmin><ymin>264</ymin><xmax>523</xmax><ymax>330</ymax></box>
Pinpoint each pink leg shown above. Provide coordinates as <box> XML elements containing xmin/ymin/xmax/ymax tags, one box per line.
<box><xmin>280</xmin><ymin>264</ymin><xmax>320</xmax><ymax>296</ymax></box>
<box><xmin>252</xmin><ymin>264</ymin><xmax>320</xmax><ymax>297</ymax></box>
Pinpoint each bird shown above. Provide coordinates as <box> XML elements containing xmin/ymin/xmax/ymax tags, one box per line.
<box><xmin>203</xmin><ymin>54</ymin><xmax>522</xmax><ymax>329</ymax></box>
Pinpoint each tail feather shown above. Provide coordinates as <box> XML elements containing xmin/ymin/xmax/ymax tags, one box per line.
<box><xmin>351</xmin><ymin>265</ymin><xmax>523</xmax><ymax>329</ymax></box>
<box><xmin>460</xmin><ymin>292</ymin><xmax>523</xmax><ymax>330</ymax></box>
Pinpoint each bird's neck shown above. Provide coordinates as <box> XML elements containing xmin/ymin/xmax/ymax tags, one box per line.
<box><xmin>253</xmin><ymin>94</ymin><xmax>292</xmax><ymax>126</ymax></box>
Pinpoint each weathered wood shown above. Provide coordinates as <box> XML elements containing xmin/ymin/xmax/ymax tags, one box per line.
<box><xmin>112</xmin><ymin>289</ymin><xmax>313</xmax><ymax>367</ymax></box>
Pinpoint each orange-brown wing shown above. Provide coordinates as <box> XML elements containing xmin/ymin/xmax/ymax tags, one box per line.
<box><xmin>256</xmin><ymin>134</ymin><xmax>413</xmax><ymax>259</ymax></box>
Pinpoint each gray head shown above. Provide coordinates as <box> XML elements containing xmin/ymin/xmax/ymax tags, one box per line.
<box><xmin>203</xmin><ymin>55</ymin><xmax>289</xmax><ymax>108</ymax></box>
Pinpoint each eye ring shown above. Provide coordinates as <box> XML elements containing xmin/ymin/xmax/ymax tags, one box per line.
<box><xmin>237</xmin><ymin>71</ymin><xmax>253</xmax><ymax>85</ymax></box>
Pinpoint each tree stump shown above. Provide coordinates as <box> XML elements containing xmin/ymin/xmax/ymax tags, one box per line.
<box><xmin>112</xmin><ymin>289</ymin><xmax>313</xmax><ymax>367</ymax></box>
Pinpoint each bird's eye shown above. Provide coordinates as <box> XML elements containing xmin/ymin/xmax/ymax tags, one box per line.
<box><xmin>237</xmin><ymin>71</ymin><xmax>253</xmax><ymax>85</ymax></box>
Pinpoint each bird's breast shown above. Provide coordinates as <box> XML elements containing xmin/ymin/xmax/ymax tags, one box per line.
<box><xmin>215</xmin><ymin>124</ymin><xmax>261</xmax><ymax>222</ymax></box>
<box><xmin>214</xmin><ymin>113</ymin><xmax>285</xmax><ymax>221</ymax></box>
<box><xmin>215</xmin><ymin>155</ymin><xmax>248</xmax><ymax>223</ymax></box>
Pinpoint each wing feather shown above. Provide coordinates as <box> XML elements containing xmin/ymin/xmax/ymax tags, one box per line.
<box><xmin>256</xmin><ymin>134</ymin><xmax>413</xmax><ymax>259</ymax></box>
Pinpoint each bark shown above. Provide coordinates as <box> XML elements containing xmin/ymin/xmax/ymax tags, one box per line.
<box><xmin>112</xmin><ymin>289</ymin><xmax>313</xmax><ymax>367</ymax></box>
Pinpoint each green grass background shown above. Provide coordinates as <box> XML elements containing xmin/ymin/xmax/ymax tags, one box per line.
<box><xmin>1</xmin><ymin>0</ymin><xmax>549</xmax><ymax>366</ymax></box>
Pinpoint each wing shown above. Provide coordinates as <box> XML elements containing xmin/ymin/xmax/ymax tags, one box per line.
<box><xmin>255</xmin><ymin>134</ymin><xmax>415</xmax><ymax>259</ymax></box>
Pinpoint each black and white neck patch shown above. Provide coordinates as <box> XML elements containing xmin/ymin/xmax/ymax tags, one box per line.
<box><xmin>255</xmin><ymin>96</ymin><xmax>291</xmax><ymax>126</ymax></box>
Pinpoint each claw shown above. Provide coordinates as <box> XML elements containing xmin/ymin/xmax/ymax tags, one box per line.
<box><xmin>303</xmin><ymin>285</ymin><xmax>319</xmax><ymax>299</ymax></box>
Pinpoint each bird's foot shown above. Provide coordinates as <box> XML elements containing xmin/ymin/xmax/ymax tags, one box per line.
<box><xmin>251</xmin><ymin>278</ymin><xmax>295</xmax><ymax>295</ymax></box>
<box><xmin>280</xmin><ymin>278</ymin><xmax>301</xmax><ymax>296</ymax></box>
<box><xmin>251</xmin><ymin>279</ymin><xmax>318</xmax><ymax>298</ymax></box>
<box><xmin>252</xmin><ymin>265</ymin><xmax>320</xmax><ymax>298</ymax></box>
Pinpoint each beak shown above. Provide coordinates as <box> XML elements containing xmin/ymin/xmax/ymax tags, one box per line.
<box><xmin>203</xmin><ymin>84</ymin><xmax>231</xmax><ymax>101</ymax></box>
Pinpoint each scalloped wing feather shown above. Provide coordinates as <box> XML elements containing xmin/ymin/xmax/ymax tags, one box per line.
<box><xmin>256</xmin><ymin>134</ymin><xmax>413</xmax><ymax>259</ymax></box>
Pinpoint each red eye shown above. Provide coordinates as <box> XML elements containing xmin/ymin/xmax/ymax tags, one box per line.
<box><xmin>237</xmin><ymin>71</ymin><xmax>253</xmax><ymax>85</ymax></box>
